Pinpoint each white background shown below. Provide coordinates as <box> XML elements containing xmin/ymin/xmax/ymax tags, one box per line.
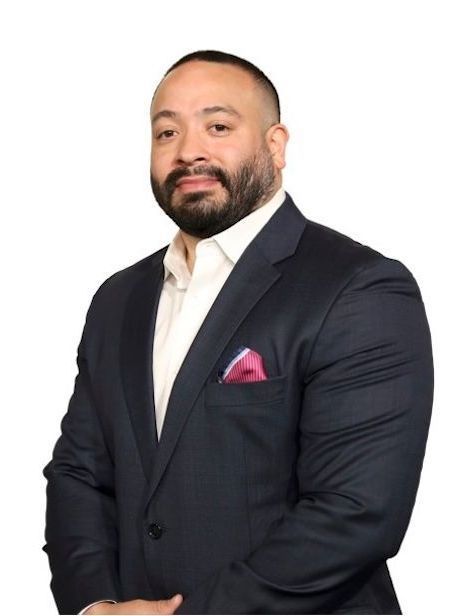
<box><xmin>1</xmin><ymin>1</ymin><xmax>460</xmax><ymax>613</ymax></box>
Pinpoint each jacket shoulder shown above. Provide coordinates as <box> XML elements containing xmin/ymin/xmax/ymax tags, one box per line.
<box><xmin>84</xmin><ymin>245</ymin><xmax>168</xmax><ymax>317</ymax></box>
<box><xmin>298</xmin><ymin>214</ymin><xmax>416</xmax><ymax>282</ymax></box>
<box><xmin>303</xmin><ymin>215</ymin><xmax>383</xmax><ymax>262</ymax></box>
<box><xmin>103</xmin><ymin>245</ymin><xmax>167</xmax><ymax>286</ymax></box>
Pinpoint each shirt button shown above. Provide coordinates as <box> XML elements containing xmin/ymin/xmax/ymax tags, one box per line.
<box><xmin>147</xmin><ymin>522</ymin><xmax>163</xmax><ymax>540</ymax></box>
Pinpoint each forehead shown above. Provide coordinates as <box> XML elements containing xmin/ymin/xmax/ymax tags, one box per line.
<box><xmin>151</xmin><ymin>61</ymin><xmax>260</xmax><ymax>118</ymax></box>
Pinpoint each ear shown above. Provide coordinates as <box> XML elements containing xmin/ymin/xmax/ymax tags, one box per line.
<box><xmin>265</xmin><ymin>124</ymin><xmax>290</xmax><ymax>170</ymax></box>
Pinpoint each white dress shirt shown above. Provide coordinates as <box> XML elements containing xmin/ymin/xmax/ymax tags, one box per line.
<box><xmin>80</xmin><ymin>185</ymin><xmax>287</xmax><ymax>613</ymax></box>
<box><xmin>153</xmin><ymin>185</ymin><xmax>286</xmax><ymax>438</ymax></box>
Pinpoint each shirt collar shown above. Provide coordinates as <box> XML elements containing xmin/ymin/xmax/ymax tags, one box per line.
<box><xmin>163</xmin><ymin>185</ymin><xmax>287</xmax><ymax>287</ymax></box>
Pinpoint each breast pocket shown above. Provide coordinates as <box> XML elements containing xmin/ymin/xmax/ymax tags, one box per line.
<box><xmin>204</xmin><ymin>374</ymin><xmax>287</xmax><ymax>407</ymax></box>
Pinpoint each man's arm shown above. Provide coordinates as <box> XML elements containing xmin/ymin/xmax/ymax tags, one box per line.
<box><xmin>175</xmin><ymin>257</ymin><xmax>434</xmax><ymax>614</ymax></box>
<box><xmin>42</xmin><ymin>288</ymin><xmax>122</xmax><ymax>615</ymax></box>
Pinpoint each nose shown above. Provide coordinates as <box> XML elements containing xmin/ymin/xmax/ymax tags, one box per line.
<box><xmin>175</xmin><ymin>128</ymin><xmax>209</xmax><ymax>166</ymax></box>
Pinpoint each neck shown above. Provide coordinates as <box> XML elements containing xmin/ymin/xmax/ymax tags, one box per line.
<box><xmin>180</xmin><ymin>232</ymin><xmax>201</xmax><ymax>275</ymax></box>
<box><xmin>180</xmin><ymin>181</ymin><xmax>282</xmax><ymax>274</ymax></box>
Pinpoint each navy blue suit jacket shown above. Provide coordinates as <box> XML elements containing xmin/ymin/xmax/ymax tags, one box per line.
<box><xmin>42</xmin><ymin>192</ymin><xmax>434</xmax><ymax>614</ymax></box>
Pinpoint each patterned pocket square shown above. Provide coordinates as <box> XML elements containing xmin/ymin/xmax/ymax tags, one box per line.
<box><xmin>217</xmin><ymin>345</ymin><xmax>268</xmax><ymax>383</ymax></box>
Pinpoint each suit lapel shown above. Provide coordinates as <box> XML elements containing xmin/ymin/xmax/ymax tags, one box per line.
<box><xmin>146</xmin><ymin>193</ymin><xmax>307</xmax><ymax>505</ymax></box>
<box><xmin>146</xmin><ymin>245</ymin><xmax>282</xmax><ymax>505</ymax></box>
<box><xmin>120</xmin><ymin>192</ymin><xmax>307</xmax><ymax>503</ymax></box>
<box><xmin>120</xmin><ymin>251</ymin><xmax>166</xmax><ymax>483</ymax></box>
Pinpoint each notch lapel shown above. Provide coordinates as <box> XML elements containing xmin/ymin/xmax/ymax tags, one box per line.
<box><xmin>144</xmin><ymin>192</ymin><xmax>307</xmax><ymax>507</ymax></box>
<box><xmin>120</xmin><ymin>251</ymin><xmax>166</xmax><ymax>483</ymax></box>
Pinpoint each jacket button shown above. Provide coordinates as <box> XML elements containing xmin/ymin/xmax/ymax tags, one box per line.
<box><xmin>148</xmin><ymin>522</ymin><xmax>163</xmax><ymax>540</ymax></box>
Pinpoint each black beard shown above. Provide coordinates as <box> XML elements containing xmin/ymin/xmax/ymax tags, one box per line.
<box><xmin>150</xmin><ymin>147</ymin><xmax>277</xmax><ymax>239</ymax></box>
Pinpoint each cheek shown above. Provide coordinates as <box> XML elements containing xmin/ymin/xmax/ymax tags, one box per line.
<box><xmin>215</xmin><ymin>143</ymin><xmax>250</xmax><ymax>170</ymax></box>
<box><xmin>150</xmin><ymin>148</ymin><xmax>170</xmax><ymax>179</ymax></box>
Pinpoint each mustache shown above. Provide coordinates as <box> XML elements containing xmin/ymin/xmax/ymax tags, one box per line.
<box><xmin>164</xmin><ymin>166</ymin><xmax>229</xmax><ymax>192</ymax></box>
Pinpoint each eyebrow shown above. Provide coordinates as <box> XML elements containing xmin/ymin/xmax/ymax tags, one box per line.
<box><xmin>151</xmin><ymin>105</ymin><xmax>242</xmax><ymax>125</ymax></box>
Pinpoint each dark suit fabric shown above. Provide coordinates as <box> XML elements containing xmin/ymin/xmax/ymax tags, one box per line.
<box><xmin>42</xmin><ymin>192</ymin><xmax>434</xmax><ymax>614</ymax></box>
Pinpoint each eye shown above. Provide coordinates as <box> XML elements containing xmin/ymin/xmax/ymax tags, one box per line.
<box><xmin>210</xmin><ymin>124</ymin><xmax>230</xmax><ymax>134</ymax></box>
<box><xmin>156</xmin><ymin>129</ymin><xmax>177</xmax><ymax>140</ymax></box>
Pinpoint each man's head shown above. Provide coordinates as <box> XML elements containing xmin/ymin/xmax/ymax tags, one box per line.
<box><xmin>149</xmin><ymin>50</ymin><xmax>289</xmax><ymax>239</ymax></box>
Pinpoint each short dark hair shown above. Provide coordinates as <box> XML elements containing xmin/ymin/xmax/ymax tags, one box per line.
<box><xmin>157</xmin><ymin>49</ymin><xmax>281</xmax><ymax>127</ymax></box>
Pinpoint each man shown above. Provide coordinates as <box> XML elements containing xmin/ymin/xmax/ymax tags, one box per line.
<box><xmin>42</xmin><ymin>50</ymin><xmax>434</xmax><ymax>615</ymax></box>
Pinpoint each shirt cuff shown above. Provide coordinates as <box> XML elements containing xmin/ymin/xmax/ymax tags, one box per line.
<box><xmin>79</xmin><ymin>599</ymin><xmax>117</xmax><ymax>614</ymax></box>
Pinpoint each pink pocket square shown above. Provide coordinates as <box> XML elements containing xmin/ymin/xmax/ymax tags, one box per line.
<box><xmin>217</xmin><ymin>346</ymin><xmax>268</xmax><ymax>383</ymax></box>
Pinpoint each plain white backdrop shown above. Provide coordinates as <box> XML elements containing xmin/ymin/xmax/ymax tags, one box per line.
<box><xmin>1</xmin><ymin>1</ymin><xmax>460</xmax><ymax>613</ymax></box>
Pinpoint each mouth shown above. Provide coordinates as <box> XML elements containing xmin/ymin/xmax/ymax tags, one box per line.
<box><xmin>176</xmin><ymin>177</ymin><xmax>220</xmax><ymax>191</ymax></box>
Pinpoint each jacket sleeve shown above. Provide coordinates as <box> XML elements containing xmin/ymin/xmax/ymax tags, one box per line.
<box><xmin>42</xmin><ymin>284</ymin><xmax>122</xmax><ymax>615</ymax></box>
<box><xmin>175</xmin><ymin>257</ymin><xmax>434</xmax><ymax>615</ymax></box>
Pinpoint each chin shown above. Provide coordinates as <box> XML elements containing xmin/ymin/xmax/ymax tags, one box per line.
<box><xmin>181</xmin><ymin>192</ymin><xmax>227</xmax><ymax>208</ymax></box>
